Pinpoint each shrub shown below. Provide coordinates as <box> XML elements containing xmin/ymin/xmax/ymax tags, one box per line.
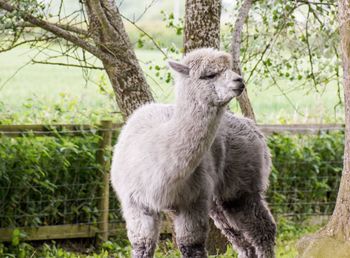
<box><xmin>267</xmin><ymin>131</ymin><xmax>344</xmax><ymax>219</ymax></box>
<box><xmin>0</xmin><ymin>130</ymin><xmax>344</xmax><ymax>228</ymax></box>
<box><xmin>0</xmin><ymin>133</ymin><xmax>121</xmax><ymax>228</ymax></box>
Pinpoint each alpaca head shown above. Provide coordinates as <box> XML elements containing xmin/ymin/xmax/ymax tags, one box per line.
<box><xmin>168</xmin><ymin>48</ymin><xmax>245</xmax><ymax>106</ymax></box>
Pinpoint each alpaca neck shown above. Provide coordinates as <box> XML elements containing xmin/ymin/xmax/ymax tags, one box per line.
<box><xmin>168</xmin><ymin>85</ymin><xmax>224</xmax><ymax>175</ymax></box>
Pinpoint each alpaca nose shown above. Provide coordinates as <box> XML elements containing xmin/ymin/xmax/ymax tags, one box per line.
<box><xmin>233</xmin><ymin>77</ymin><xmax>245</xmax><ymax>90</ymax></box>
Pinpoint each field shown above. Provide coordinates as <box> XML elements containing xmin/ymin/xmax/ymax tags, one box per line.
<box><xmin>0</xmin><ymin>46</ymin><xmax>344</xmax><ymax>124</ymax></box>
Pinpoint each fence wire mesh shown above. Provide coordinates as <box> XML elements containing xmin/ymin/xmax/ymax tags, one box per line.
<box><xmin>0</xmin><ymin>124</ymin><xmax>344</xmax><ymax>241</ymax></box>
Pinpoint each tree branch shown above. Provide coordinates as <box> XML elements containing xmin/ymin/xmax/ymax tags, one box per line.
<box><xmin>231</xmin><ymin>0</ymin><xmax>253</xmax><ymax>75</ymax></box>
<box><xmin>87</xmin><ymin>0</ymin><xmax>120</xmax><ymax>41</ymax></box>
<box><xmin>245</xmin><ymin>3</ymin><xmax>298</xmax><ymax>84</ymax></box>
<box><xmin>54</xmin><ymin>23</ymin><xmax>89</xmax><ymax>36</ymax></box>
<box><xmin>135</xmin><ymin>0</ymin><xmax>159</xmax><ymax>22</ymax></box>
<box><xmin>120</xmin><ymin>14</ymin><xmax>168</xmax><ymax>58</ymax></box>
<box><xmin>246</xmin><ymin>43</ymin><xmax>271</xmax><ymax>83</ymax></box>
<box><xmin>7</xmin><ymin>21</ymin><xmax>89</xmax><ymax>36</ymax></box>
<box><xmin>231</xmin><ymin>0</ymin><xmax>256</xmax><ymax>121</ymax></box>
<box><xmin>305</xmin><ymin>7</ymin><xmax>319</xmax><ymax>92</ymax></box>
<box><xmin>32</xmin><ymin>60</ymin><xmax>104</xmax><ymax>70</ymax></box>
<box><xmin>84</xmin><ymin>0</ymin><xmax>134</xmax><ymax>63</ymax></box>
<box><xmin>0</xmin><ymin>36</ymin><xmax>57</xmax><ymax>53</ymax></box>
<box><xmin>0</xmin><ymin>0</ymin><xmax>109</xmax><ymax>61</ymax></box>
<box><xmin>262</xmin><ymin>62</ymin><xmax>303</xmax><ymax>116</ymax></box>
<box><xmin>296</xmin><ymin>0</ymin><xmax>336</xmax><ymax>6</ymax></box>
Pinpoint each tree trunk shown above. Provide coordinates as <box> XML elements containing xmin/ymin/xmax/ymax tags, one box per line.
<box><xmin>184</xmin><ymin>0</ymin><xmax>221</xmax><ymax>52</ymax></box>
<box><xmin>297</xmin><ymin>1</ymin><xmax>350</xmax><ymax>257</ymax></box>
<box><xmin>85</xmin><ymin>0</ymin><xmax>153</xmax><ymax>117</ymax></box>
<box><xmin>183</xmin><ymin>0</ymin><xmax>228</xmax><ymax>255</ymax></box>
<box><xmin>231</xmin><ymin>0</ymin><xmax>256</xmax><ymax>121</ymax></box>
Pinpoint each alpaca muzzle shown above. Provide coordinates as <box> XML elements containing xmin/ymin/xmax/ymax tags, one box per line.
<box><xmin>233</xmin><ymin>82</ymin><xmax>245</xmax><ymax>96</ymax></box>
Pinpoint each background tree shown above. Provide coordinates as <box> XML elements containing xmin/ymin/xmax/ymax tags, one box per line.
<box><xmin>0</xmin><ymin>0</ymin><xmax>153</xmax><ymax>117</ymax></box>
<box><xmin>297</xmin><ymin>0</ymin><xmax>350</xmax><ymax>256</ymax></box>
<box><xmin>183</xmin><ymin>0</ymin><xmax>221</xmax><ymax>53</ymax></box>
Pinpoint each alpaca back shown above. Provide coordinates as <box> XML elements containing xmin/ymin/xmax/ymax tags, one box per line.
<box><xmin>214</xmin><ymin>112</ymin><xmax>271</xmax><ymax>200</ymax></box>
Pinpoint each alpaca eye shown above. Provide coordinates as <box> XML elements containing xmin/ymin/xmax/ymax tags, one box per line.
<box><xmin>200</xmin><ymin>73</ymin><xmax>218</xmax><ymax>80</ymax></box>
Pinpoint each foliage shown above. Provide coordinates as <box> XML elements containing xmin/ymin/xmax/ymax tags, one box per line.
<box><xmin>267</xmin><ymin>131</ymin><xmax>344</xmax><ymax>218</ymax></box>
<box><xmin>224</xmin><ymin>0</ymin><xmax>340</xmax><ymax>102</ymax></box>
<box><xmin>0</xmin><ymin>132</ymin><xmax>121</xmax><ymax>228</ymax></box>
<box><xmin>0</xmin><ymin>128</ymin><xmax>344</xmax><ymax>229</ymax></box>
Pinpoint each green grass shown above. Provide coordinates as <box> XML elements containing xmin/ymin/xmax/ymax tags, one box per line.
<box><xmin>0</xmin><ymin>221</ymin><xmax>321</xmax><ymax>258</ymax></box>
<box><xmin>0</xmin><ymin>46</ymin><xmax>344</xmax><ymax>124</ymax></box>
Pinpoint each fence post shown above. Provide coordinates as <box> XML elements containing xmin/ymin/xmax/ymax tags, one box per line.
<box><xmin>96</xmin><ymin>120</ymin><xmax>113</xmax><ymax>242</ymax></box>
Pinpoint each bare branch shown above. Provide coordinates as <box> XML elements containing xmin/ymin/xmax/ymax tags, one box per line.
<box><xmin>246</xmin><ymin>43</ymin><xmax>271</xmax><ymax>83</ymax></box>
<box><xmin>262</xmin><ymin>62</ymin><xmax>304</xmax><ymax>116</ymax></box>
<box><xmin>32</xmin><ymin>60</ymin><xmax>104</xmax><ymax>70</ymax></box>
<box><xmin>305</xmin><ymin>7</ymin><xmax>319</xmax><ymax>92</ymax></box>
<box><xmin>0</xmin><ymin>60</ymin><xmax>32</xmax><ymax>91</ymax></box>
<box><xmin>58</xmin><ymin>0</ymin><xmax>64</xmax><ymax>21</ymax></box>
<box><xmin>0</xmin><ymin>36</ymin><xmax>57</xmax><ymax>53</ymax></box>
<box><xmin>120</xmin><ymin>14</ymin><xmax>168</xmax><ymax>58</ymax></box>
<box><xmin>135</xmin><ymin>0</ymin><xmax>159</xmax><ymax>22</ymax></box>
<box><xmin>0</xmin><ymin>0</ymin><xmax>109</xmax><ymax>61</ymax></box>
<box><xmin>296</xmin><ymin>0</ymin><xmax>336</xmax><ymax>6</ymax></box>
<box><xmin>303</xmin><ymin>1</ymin><xmax>324</xmax><ymax>27</ymax></box>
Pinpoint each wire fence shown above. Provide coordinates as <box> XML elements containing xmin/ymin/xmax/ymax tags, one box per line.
<box><xmin>0</xmin><ymin>122</ymin><xmax>344</xmax><ymax>241</ymax></box>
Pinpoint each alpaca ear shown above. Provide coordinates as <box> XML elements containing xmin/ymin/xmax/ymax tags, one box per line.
<box><xmin>168</xmin><ymin>60</ymin><xmax>189</xmax><ymax>75</ymax></box>
<box><xmin>219</xmin><ymin>53</ymin><xmax>233</xmax><ymax>68</ymax></box>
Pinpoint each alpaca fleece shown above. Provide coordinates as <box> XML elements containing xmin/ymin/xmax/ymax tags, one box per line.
<box><xmin>111</xmin><ymin>48</ymin><xmax>276</xmax><ymax>258</ymax></box>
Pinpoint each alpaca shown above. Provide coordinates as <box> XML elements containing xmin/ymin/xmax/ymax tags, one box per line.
<box><xmin>111</xmin><ymin>48</ymin><xmax>276</xmax><ymax>258</ymax></box>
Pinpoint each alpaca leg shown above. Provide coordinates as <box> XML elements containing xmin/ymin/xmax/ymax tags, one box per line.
<box><xmin>210</xmin><ymin>203</ymin><xmax>257</xmax><ymax>258</ymax></box>
<box><xmin>173</xmin><ymin>201</ymin><xmax>209</xmax><ymax>258</ymax></box>
<box><xmin>222</xmin><ymin>193</ymin><xmax>276</xmax><ymax>258</ymax></box>
<box><xmin>123</xmin><ymin>203</ymin><xmax>161</xmax><ymax>258</ymax></box>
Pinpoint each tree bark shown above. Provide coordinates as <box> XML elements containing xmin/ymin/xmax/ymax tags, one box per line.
<box><xmin>85</xmin><ymin>0</ymin><xmax>153</xmax><ymax>117</ymax></box>
<box><xmin>184</xmin><ymin>0</ymin><xmax>221</xmax><ymax>52</ymax></box>
<box><xmin>297</xmin><ymin>1</ymin><xmax>350</xmax><ymax>257</ymax></box>
<box><xmin>231</xmin><ymin>0</ymin><xmax>256</xmax><ymax>121</ymax></box>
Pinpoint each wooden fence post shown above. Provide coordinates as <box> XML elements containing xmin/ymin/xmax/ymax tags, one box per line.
<box><xmin>96</xmin><ymin>120</ymin><xmax>113</xmax><ymax>242</ymax></box>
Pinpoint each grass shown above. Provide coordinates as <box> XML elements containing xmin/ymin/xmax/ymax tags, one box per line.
<box><xmin>0</xmin><ymin>46</ymin><xmax>344</xmax><ymax>124</ymax></box>
<box><xmin>0</xmin><ymin>221</ymin><xmax>321</xmax><ymax>258</ymax></box>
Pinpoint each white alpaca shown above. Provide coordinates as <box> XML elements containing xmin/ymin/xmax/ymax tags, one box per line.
<box><xmin>111</xmin><ymin>48</ymin><xmax>276</xmax><ymax>258</ymax></box>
